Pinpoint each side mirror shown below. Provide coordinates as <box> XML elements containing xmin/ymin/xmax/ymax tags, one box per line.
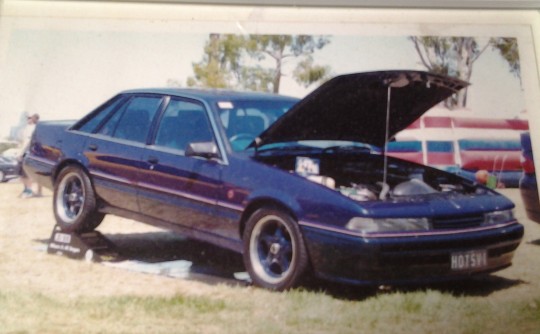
<box><xmin>185</xmin><ymin>141</ymin><xmax>220</xmax><ymax>160</ymax></box>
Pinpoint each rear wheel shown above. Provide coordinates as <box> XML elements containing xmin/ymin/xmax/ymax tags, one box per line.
<box><xmin>53</xmin><ymin>165</ymin><xmax>104</xmax><ymax>233</ymax></box>
<box><xmin>243</xmin><ymin>207</ymin><xmax>309</xmax><ymax>291</ymax></box>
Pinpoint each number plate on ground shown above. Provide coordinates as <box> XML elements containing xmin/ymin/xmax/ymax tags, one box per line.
<box><xmin>451</xmin><ymin>249</ymin><xmax>488</xmax><ymax>271</ymax></box>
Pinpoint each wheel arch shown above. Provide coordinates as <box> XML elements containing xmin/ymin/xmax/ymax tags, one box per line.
<box><xmin>53</xmin><ymin>160</ymin><xmax>100</xmax><ymax>205</ymax></box>
<box><xmin>239</xmin><ymin>197</ymin><xmax>300</xmax><ymax>242</ymax></box>
<box><xmin>53</xmin><ymin>159</ymin><xmax>90</xmax><ymax>184</ymax></box>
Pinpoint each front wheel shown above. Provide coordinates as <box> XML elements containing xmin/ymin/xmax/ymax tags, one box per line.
<box><xmin>53</xmin><ymin>165</ymin><xmax>104</xmax><ymax>233</ymax></box>
<box><xmin>243</xmin><ymin>207</ymin><xmax>309</xmax><ymax>291</ymax></box>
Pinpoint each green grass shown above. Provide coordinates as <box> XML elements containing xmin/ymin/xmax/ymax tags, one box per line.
<box><xmin>1</xmin><ymin>288</ymin><xmax>539</xmax><ymax>334</ymax></box>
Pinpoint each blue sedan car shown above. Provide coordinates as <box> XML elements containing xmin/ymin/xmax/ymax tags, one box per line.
<box><xmin>0</xmin><ymin>156</ymin><xmax>19</xmax><ymax>182</ymax></box>
<box><xmin>24</xmin><ymin>71</ymin><xmax>523</xmax><ymax>290</ymax></box>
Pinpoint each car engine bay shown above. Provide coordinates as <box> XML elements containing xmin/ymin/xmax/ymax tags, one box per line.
<box><xmin>256</xmin><ymin>152</ymin><xmax>484</xmax><ymax>202</ymax></box>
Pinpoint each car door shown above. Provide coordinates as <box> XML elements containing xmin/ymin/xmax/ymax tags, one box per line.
<box><xmin>84</xmin><ymin>94</ymin><xmax>163</xmax><ymax>213</ymax></box>
<box><xmin>138</xmin><ymin>97</ymin><xmax>226</xmax><ymax>235</ymax></box>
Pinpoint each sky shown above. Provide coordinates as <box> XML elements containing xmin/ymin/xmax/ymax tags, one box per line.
<box><xmin>0</xmin><ymin>17</ymin><xmax>529</xmax><ymax>140</ymax></box>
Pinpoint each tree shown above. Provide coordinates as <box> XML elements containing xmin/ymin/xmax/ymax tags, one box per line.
<box><xmin>245</xmin><ymin>35</ymin><xmax>331</xmax><ymax>93</ymax></box>
<box><xmin>239</xmin><ymin>65</ymin><xmax>275</xmax><ymax>92</ymax></box>
<box><xmin>410</xmin><ymin>37</ymin><xmax>489</xmax><ymax>108</ymax></box>
<box><xmin>410</xmin><ymin>36</ymin><xmax>521</xmax><ymax>109</ymax></box>
<box><xmin>187</xmin><ymin>34</ymin><xmax>245</xmax><ymax>89</ymax></box>
<box><xmin>187</xmin><ymin>34</ymin><xmax>331</xmax><ymax>93</ymax></box>
<box><xmin>490</xmin><ymin>37</ymin><xmax>520</xmax><ymax>82</ymax></box>
<box><xmin>293</xmin><ymin>56</ymin><xmax>332</xmax><ymax>88</ymax></box>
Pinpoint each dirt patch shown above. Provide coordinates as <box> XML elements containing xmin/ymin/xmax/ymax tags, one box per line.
<box><xmin>1</xmin><ymin>181</ymin><xmax>540</xmax><ymax>302</ymax></box>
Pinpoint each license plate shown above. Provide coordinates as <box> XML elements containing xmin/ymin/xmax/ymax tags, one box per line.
<box><xmin>451</xmin><ymin>249</ymin><xmax>488</xmax><ymax>271</ymax></box>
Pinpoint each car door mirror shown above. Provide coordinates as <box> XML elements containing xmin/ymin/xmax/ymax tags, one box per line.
<box><xmin>185</xmin><ymin>141</ymin><xmax>220</xmax><ymax>160</ymax></box>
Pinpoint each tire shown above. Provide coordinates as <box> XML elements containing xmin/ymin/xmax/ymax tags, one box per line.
<box><xmin>243</xmin><ymin>207</ymin><xmax>309</xmax><ymax>291</ymax></box>
<box><xmin>53</xmin><ymin>165</ymin><xmax>104</xmax><ymax>233</ymax></box>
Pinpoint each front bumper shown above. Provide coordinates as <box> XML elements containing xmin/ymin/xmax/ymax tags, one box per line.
<box><xmin>301</xmin><ymin>221</ymin><xmax>524</xmax><ymax>285</ymax></box>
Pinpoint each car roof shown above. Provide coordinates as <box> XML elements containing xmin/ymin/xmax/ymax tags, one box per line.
<box><xmin>120</xmin><ymin>88</ymin><xmax>300</xmax><ymax>103</ymax></box>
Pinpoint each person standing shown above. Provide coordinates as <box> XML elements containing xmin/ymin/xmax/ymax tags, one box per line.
<box><xmin>17</xmin><ymin>113</ymin><xmax>42</xmax><ymax>198</ymax></box>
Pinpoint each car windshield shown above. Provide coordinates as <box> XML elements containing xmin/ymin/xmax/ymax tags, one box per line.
<box><xmin>217</xmin><ymin>99</ymin><xmax>297</xmax><ymax>151</ymax></box>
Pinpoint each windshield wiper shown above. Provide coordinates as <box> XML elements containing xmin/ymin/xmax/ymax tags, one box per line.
<box><xmin>321</xmin><ymin>144</ymin><xmax>375</xmax><ymax>155</ymax></box>
<box><xmin>256</xmin><ymin>143</ymin><xmax>319</xmax><ymax>154</ymax></box>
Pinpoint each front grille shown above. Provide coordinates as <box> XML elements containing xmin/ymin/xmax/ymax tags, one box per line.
<box><xmin>432</xmin><ymin>213</ymin><xmax>484</xmax><ymax>230</ymax></box>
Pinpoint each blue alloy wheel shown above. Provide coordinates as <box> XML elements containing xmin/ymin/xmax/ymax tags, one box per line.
<box><xmin>53</xmin><ymin>166</ymin><xmax>104</xmax><ymax>233</ymax></box>
<box><xmin>243</xmin><ymin>207</ymin><xmax>309</xmax><ymax>291</ymax></box>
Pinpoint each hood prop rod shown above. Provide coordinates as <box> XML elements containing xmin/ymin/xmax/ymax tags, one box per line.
<box><xmin>379</xmin><ymin>74</ymin><xmax>410</xmax><ymax>200</ymax></box>
<box><xmin>379</xmin><ymin>85</ymin><xmax>392</xmax><ymax>200</ymax></box>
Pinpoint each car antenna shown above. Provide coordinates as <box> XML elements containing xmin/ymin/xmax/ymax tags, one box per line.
<box><xmin>380</xmin><ymin>74</ymin><xmax>409</xmax><ymax>200</ymax></box>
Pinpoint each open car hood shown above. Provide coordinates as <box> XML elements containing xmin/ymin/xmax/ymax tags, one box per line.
<box><xmin>252</xmin><ymin>71</ymin><xmax>468</xmax><ymax>149</ymax></box>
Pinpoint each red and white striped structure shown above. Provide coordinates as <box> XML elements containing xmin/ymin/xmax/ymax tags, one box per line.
<box><xmin>390</xmin><ymin>108</ymin><xmax>529</xmax><ymax>181</ymax></box>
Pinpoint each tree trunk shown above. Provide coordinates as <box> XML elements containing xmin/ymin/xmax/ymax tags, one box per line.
<box><xmin>273</xmin><ymin>59</ymin><xmax>282</xmax><ymax>93</ymax></box>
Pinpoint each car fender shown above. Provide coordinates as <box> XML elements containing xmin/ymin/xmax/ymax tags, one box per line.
<box><xmin>244</xmin><ymin>188</ymin><xmax>304</xmax><ymax>218</ymax></box>
<box><xmin>240</xmin><ymin>173</ymin><xmax>364</xmax><ymax>235</ymax></box>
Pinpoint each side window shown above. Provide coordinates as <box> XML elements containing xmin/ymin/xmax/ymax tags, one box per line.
<box><xmin>98</xmin><ymin>96</ymin><xmax>162</xmax><ymax>143</ymax></box>
<box><xmin>76</xmin><ymin>95</ymin><xmax>124</xmax><ymax>133</ymax></box>
<box><xmin>154</xmin><ymin>98</ymin><xmax>214</xmax><ymax>153</ymax></box>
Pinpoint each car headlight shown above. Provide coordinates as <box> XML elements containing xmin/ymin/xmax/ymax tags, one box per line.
<box><xmin>346</xmin><ymin>217</ymin><xmax>430</xmax><ymax>235</ymax></box>
<box><xmin>484</xmin><ymin>210</ymin><xmax>514</xmax><ymax>225</ymax></box>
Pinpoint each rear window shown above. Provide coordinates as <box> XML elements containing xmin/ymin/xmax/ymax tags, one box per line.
<box><xmin>75</xmin><ymin>95</ymin><xmax>125</xmax><ymax>133</ymax></box>
<box><xmin>99</xmin><ymin>96</ymin><xmax>163</xmax><ymax>143</ymax></box>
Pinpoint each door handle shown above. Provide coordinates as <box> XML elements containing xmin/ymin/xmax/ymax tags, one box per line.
<box><xmin>147</xmin><ymin>156</ymin><xmax>159</xmax><ymax>164</ymax></box>
<box><xmin>88</xmin><ymin>144</ymin><xmax>98</xmax><ymax>151</ymax></box>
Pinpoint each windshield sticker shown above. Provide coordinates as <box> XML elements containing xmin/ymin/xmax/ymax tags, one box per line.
<box><xmin>296</xmin><ymin>156</ymin><xmax>320</xmax><ymax>175</ymax></box>
<box><xmin>218</xmin><ymin>101</ymin><xmax>234</xmax><ymax>109</ymax></box>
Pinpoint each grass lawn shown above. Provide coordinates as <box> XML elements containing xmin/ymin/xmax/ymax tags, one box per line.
<box><xmin>1</xmin><ymin>183</ymin><xmax>539</xmax><ymax>333</ymax></box>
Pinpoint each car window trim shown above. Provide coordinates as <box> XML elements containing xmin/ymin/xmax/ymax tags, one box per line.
<box><xmin>150</xmin><ymin>95</ymin><xmax>229</xmax><ymax>165</ymax></box>
<box><xmin>96</xmin><ymin>93</ymin><xmax>164</xmax><ymax>144</ymax></box>
<box><xmin>88</xmin><ymin>132</ymin><xmax>150</xmax><ymax>149</ymax></box>
<box><xmin>147</xmin><ymin>95</ymin><xmax>171</xmax><ymax>146</ymax></box>
<box><xmin>70</xmin><ymin>94</ymin><xmax>127</xmax><ymax>133</ymax></box>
